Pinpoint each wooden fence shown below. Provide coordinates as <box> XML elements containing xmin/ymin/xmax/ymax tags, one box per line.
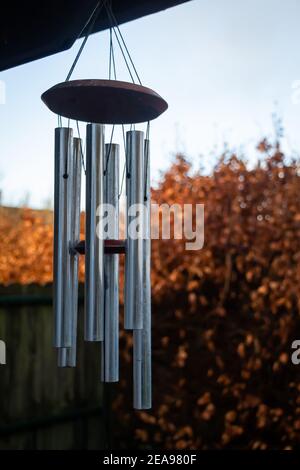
<box><xmin>0</xmin><ymin>284</ymin><xmax>108</xmax><ymax>450</ymax></box>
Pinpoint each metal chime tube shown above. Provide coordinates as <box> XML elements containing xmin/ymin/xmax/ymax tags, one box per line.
<box><xmin>53</xmin><ymin>127</ymin><xmax>73</xmax><ymax>348</ymax></box>
<box><xmin>125</xmin><ymin>130</ymin><xmax>144</xmax><ymax>330</ymax></box>
<box><xmin>58</xmin><ymin>137</ymin><xmax>82</xmax><ymax>367</ymax></box>
<box><xmin>85</xmin><ymin>124</ymin><xmax>105</xmax><ymax>341</ymax></box>
<box><xmin>101</xmin><ymin>143</ymin><xmax>119</xmax><ymax>382</ymax></box>
<box><xmin>133</xmin><ymin>138</ymin><xmax>152</xmax><ymax>409</ymax></box>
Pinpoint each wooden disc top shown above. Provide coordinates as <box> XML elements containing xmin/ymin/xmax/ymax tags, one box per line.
<box><xmin>41</xmin><ymin>79</ymin><xmax>168</xmax><ymax>124</ymax></box>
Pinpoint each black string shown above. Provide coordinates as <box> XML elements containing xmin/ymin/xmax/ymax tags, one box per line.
<box><xmin>109</xmin><ymin>26</ymin><xmax>117</xmax><ymax>80</ymax></box>
<box><xmin>144</xmin><ymin>122</ymin><xmax>150</xmax><ymax>201</ymax></box>
<box><xmin>105</xmin><ymin>6</ymin><xmax>135</xmax><ymax>83</ymax></box>
<box><xmin>104</xmin><ymin>125</ymin><xmax>115</xmax><ymax>175</ymax></box>
<box><xmin>106</xmin><ymin>3</ymin><xmax>142</xmax><ymax>85</ymax></box>
<box><xmin>119</xmin><ymin>160</ymin><xmax>126</xmax><ymax>199</ymax></box>
<box><xmin>125</xmin><ymin>126</ymin><xmax>132</xmax><ymax>178</ymax></box>
<box><xmin>58</xmin><ymin>0</ymin><xmax>142</xmax><ymax>125</ymax></box>
<box><xmin>110</xmin><ymin>27</ymin><xmax>135</xmax><ymax>83</ymax></box>
<box><xmin>118</xmin><ymin>125</ymin><xmax>127</xmax><ymax>198</ymax></box>
<box><xmin>63</xmin><ymin>120</ymin><xmax>71</xmax><ymax>179</ymax></box>
<box><xmin>109</xmin><ymin>27</ymin><xmax>112</xmax><ymax>79</ymax></box>
<box><xmin>111</xmin><ymin>36</ymin><xmax>117</xmax><ymax>80</ymax></box>
<box><xmin>65</xmin><ymin>0</ymin><xmax>106</xmax><ymax>81</ymax></box>
<box><xmin>58</xmin><ymin>1</ymin><xmax>106</xmax><ymax>124</ymax></box>
<box><xmin>122</xmin><ymin>125</ymin><xmax>126</xmax><ymax>150</ymax></box>
<box><xmin>146</xmin><ymin>121</ymin><xmax>150</xmax><ymax>141</ymax></box>
<box><xmin>76</xmin><ymin>121</ymin><xmax>86</xmax><ymax>175</ymax></box>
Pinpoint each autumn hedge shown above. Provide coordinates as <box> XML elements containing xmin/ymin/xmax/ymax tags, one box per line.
<box><xmin>1</xmin><ymin>139</ymin><xmax>300</xmax><ymax>449</ymax></box>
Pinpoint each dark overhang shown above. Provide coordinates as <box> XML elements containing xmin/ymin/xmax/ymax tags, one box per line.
<box><xmin>0</xmin><ymin>0</ymin><xmax>190</xmax><ymax>72</ymax></box>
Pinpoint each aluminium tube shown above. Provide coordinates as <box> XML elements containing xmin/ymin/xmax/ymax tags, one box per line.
<box><xmin>53</xmin><ymin>127</ymin><xmax>73</xmax><ymax>348</ymax></box>
<box><xmin>133</xmin><ymin>138</ymin><xmax>151</xmax><ymax>409</ymax></box>
<box><xmin>58</xmin><ymin>137</ymin><xmax>82</xmax><ymax>366</ymax></box>
<box><xmin>85</xmin><ymin>124</ymin><xmax>105</xmax><ymax>341</ymax></box>
<box><xmin>124</xmin><ymin>130</ymin><xmax>144</xmax><ymax>330</ymax></box>
<box><xmin>101</xmin><ymin>143</ymin><xmax>119</xmax><ymax>382</ymax></box>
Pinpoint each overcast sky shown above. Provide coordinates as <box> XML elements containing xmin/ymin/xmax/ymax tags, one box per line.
<box><xmin>1</xmin><ymin>0</ymin><xmax>300</xmax><ymax>208</ymax></box>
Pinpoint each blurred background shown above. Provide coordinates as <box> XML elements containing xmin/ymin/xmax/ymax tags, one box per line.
<box><xmin>1</xmin><ymin>0</ymin><xmax>300</xmax><ymax>450</ymax></box>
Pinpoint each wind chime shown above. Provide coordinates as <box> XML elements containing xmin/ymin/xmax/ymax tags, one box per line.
<box><xmin>41</xmin><ymin>1</ymin><xmax>167</xmax><ymax>409</ymax></box>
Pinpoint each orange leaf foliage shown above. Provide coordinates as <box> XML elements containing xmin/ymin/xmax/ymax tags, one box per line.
<box><xmin>115</xmin><ymin>141</ymin><xmax>300</xmax><ymax>449</ymax></box>
<box><xmin>1</xmin><ymin>139</ymin><xmax>300</xmax><ymax>449</ymax></box>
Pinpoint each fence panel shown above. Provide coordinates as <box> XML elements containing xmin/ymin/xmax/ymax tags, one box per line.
<box><xmin>0</xmin><ymin>284</ymin><xmax>106</xmax><ymax>450</ymax></box>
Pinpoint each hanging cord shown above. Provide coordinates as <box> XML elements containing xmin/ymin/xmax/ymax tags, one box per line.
<box><xmin>111</xmin><ymin>34</ymin><xmax>117</xmax><ymax>80</ymax></box>
<box><xmin>65</xmin><ymin>0</ymin><xmax>107</xmax><ymax>81</ymax></box>
<box><xmin>108</xmin><ymin>27</ymin><xmax>117</xmax><ymax>80</ymax></box>
<box><xmin>108</xmin><ymin>25</ymin><xmax>135</xmax><ymax>82</ymax></box>
<box><xmin>125</xmin><ymin>125</ymin><xmax>134</xmax><ymax>178</ymax></box>
<box><xmin>118</xmin><ymin>125</ymin><xmax>127</xmax><ymax>199</ymax></box>
<box><xmin>144</xmin><ymin>122</ymin><xmax>150</xmax><ymax>201</ymax></box>
<box><xmin>119</xmin><ymin>158</ymin><xmax>126</xmax><ymax>199</ymax></box>
<box><xmin>104</xmin><ymin>125</ymin><xmax>115</xmax><ymax>175</ymax></box>
<box><xmin>105</xmin><ymin>5</ymin><xmax>136</xmax><ymax>83</ymax></box>
<box><xmin>122</xmin><ymin>125</ymin><xmax>126</xmax><ymax>151</ymax></box>
<box><xmin>109</xmin><ymin>27</ymin><xmax>112</xmax><ymax>80</ymax></box>
<box><xmin>58</xmin><ymin>1</ymin><xmax>106</xmax><ymax>124</ymax></box>
<box><xmin>146</xmin><ymin>121</ymin><xmax>150</xmax><ymax>141</ymax></box>
<box><xmin>63</xmin><ymin>119</ymin><xmax>71</xmax><ymax>178</ymax></box>
<box><xmin>76</xmin><ymin>121</ymin><xmax>86</xmax><ymax>175</ymax></box>
<box><xmin>105</xmin><ymin>3</ymin><xmax>142</xmax><ymax>85</ymax></box>
<box><xmin>108</xmin><ymin>24</ymin><xmax>126</xmax><ymax>198</ymax></box>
